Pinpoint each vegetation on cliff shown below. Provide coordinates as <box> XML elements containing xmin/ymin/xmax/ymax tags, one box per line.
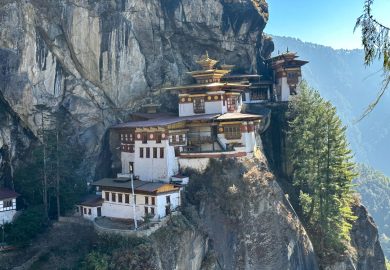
<box><xmin>287</xmin><ymin>83</ymin><xmax>357</xmax><ymax>258</ymax></box>
<box><xmin>355</xmin><ymin>164</ymin><xmax>390</xmax><ymax>259</ymax></box>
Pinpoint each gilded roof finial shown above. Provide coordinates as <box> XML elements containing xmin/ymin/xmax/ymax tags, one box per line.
<box><xmin>196</xmin><ymin>51</ymin><xmax>218</xmax><ymax>70</ymax></box>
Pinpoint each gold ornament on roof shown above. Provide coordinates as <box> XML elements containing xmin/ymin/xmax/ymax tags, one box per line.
<box><xmin>196</xmin><ymin>51</ymin><xmax>218</xmax><ymax>70</ymax></box>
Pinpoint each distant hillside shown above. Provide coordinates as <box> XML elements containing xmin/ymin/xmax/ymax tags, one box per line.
<box><xmin>355</xmin><ymin>165</ymin><xmax>390</xmax><ymax>259</ymax></box>
<box><xmin>272</xmin><ymin>36</ymin><xmax>390</xmax><ymax>176</ymax></box>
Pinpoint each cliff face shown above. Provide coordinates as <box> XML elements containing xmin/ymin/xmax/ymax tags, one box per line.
<box><xmin>184</xmin><ymin>156</ymin><xmax>319</xmax><ymax>270</ymax></box>
<box><xmin>0</xmin><ymin>0</ymin><xmax>273</xmax><ymax>179</ymax></box>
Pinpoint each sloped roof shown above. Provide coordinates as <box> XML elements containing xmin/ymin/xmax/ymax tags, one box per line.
<box><xmin>112</xmin><ymin>113</ymin><xmax>220</xmax><ymax>129</ymax></box>
<box><xmin>91</xmin><ymin>178</ymin><xmax>179</xmax><ymax>194</ymax></box>
<box><xmin>0</xmin><ymin>188</ymin><xmax>20</xmax><ymax>200</ymax></box>
<box><xmin>78</xmin><ymin>194</ymin><xmax>104</xmax><ymax>207</ymax></box>
<box><xmin>216</xmin><ymin>112</ymin><xmax>262</xmax><ymax>121</ymax></box>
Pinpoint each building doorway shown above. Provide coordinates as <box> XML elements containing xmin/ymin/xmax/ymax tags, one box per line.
<box><xmin>97</xmin><ymin>207</ymin><xmax>102</xmax><ymax>217</ymax></box>
<box><xmin>129</xmin><ymin>162</ymin><xmax>134</xmax><ymax>174</ymax></box>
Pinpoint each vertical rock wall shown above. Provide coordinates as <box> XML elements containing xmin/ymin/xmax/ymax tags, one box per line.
<box><xmin>0</xmin><ymin>0</ymin><xmax>273</xmax><ymax>180</ymax></box>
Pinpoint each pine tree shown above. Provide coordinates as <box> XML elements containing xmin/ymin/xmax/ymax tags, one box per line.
<box><xmin>288</xmin><ymin>82</ymin><xmax>357</xmax><ymax>254</ymax></box>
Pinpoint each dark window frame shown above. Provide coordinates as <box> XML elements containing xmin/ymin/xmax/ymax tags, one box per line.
<box><xmin>193</xmin><ymin>98</ymin><xmax>205</xmax><ymax>114</ymax></box>
<box><xmin>142</xmin><ymin>132</ymin><xmax>148</xmax><ymax>144</ymax></box>
<box><xmin>224</xmin><ymin>125</ymin><xmax>242</xmax><ymax>140</ymax></box>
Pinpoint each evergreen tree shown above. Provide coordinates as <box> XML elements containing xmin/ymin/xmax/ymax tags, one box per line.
<box><xmin>288</xmin><ymin>82</ymin><xmax>357</xmax><ymax>254</ymax></box>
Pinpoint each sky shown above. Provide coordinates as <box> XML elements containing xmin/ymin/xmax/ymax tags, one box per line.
<box><xmin>265</xmin><ymin>0</ymin><xmax>390</xmax><ymax>49</ymax></box>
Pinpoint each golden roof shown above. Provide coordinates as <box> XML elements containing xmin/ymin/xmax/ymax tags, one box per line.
<box><xmin>196</xmin><ymin>51</ymin><xmax>218</xmax><ymax>70</ymax></box>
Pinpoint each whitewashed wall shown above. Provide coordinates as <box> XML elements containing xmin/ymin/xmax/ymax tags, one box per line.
<box><xmin>99</xmin><ymin>190</ymin><xmax>180</xmax><ymax>221</ymax></box>
<box><xmin>179</xmin><ymin>158</ymin><xmax>210</xmax><ymax>172</ymax></box>
<box><xmin>133</xmin><ymin>139</ymin><xmax>178</xmax><ymax>182</ymax></box>
<box><xmin>0</xmin><ymin>209</ymin><xmax>17</xmax><ymax>224</ymax></box>
<box><xmin>121</xmin><ymin>152</ymin><xmax>135</xmax><ymax>174</ymax></box>
<box><xmin>179</xmin><ymin>103</ymin><xmax>194</xmax><ymax>117</ymax></box>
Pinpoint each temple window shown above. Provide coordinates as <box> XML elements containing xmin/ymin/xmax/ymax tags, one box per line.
<box><xmin>224</xmin><ymin>125</ymin><xmax>241</xmax><ymax>139</ymax></box>
<box><xmin>3</xmin><ymin>200</ymin><xmax>12</xmax><ymax>208</ymax></box>
<box><xmin>227</xmin><ymin>96</ymin><xmax>238</xmax><ymax>112</ymax></box>
<box><xmin>251</xmin><ymin>87</ymin><xmax>268</xmax><ymax>100</ymax></box>
<box><xmin>125</xmin><ymin>194</ymin><xmax>129</xmax><ymax>204</ymax></box>
<box><xmin>151</xmin><ymin>207</ymin><xmax>155</xmax><ymax>215</ymax></box>
<box><xmin>193</xmin><ymin>98</ymin><xmax>205</xmax><ymax>114</ymax></box>
<box><xmin>146</xmin><ymin>147</ymin><xmax>150</xmax><ymax>158</ymax></box>
<box><xmin>140</xmin><ymin>147</ymin><xmax>144</xmax><ymax>158</ymax></box>
<box><xmin>142</xmin><ymin>132</ymin><xmax>148</xmax><ymax>144</ymax></box>
<box><xmin>118</xmin><ymin>193</ymin><xmax>123</xmax><ymax>203</ymax></box>
<box><xmin>156</xmin><ymin>132</ymin><xmax>162</xmax><ymax>143</ymax></box>
<box><xmin>105</xmin><ymin>192</ymin><xmax>109</xmax><ymax>201</ymax></box>
<box><xmin>112</xmin><ymin>193</ymin><xmax>116</xmax><ymax>202</ymax></box>
<box><xmin>145</xmin><ymin>196</ymin><xmax>149</xmax><ymax>205</ymax></box>
<box><xmin>153</xmin><ymin>147</ymin><xmax>158</xmax><ymax>158</ymax></box>
<box><xmin>160</xmin><ymin>148</ymin><xmax>165</xmax><ymax>158</ymax></box>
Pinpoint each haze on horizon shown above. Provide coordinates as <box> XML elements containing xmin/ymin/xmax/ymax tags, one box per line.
<box><xmin>266</xmin><ymin>0</ymin><xmax>390</xmax><ymax>50</ymax></box>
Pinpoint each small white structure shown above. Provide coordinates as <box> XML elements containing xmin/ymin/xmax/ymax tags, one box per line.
<box><xmin>79</xmin><ymin>178</ymin><xmax>181</xmax><ymax>222</ymax></box>
<box><xmin>0</xmin><ymin>188</ymin><xmax>19</xmax><ymax>225</ymax></box>
<box><xmin>76</xmin><ymin>195</ymin><xmax>104</xmax><ymax>221</ymax></box>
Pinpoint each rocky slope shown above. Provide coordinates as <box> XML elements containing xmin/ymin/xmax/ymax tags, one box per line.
<box><xmin>0</xmin><ymin>0</ymin><xmax>273</xmax><ymax>180</ymax></box>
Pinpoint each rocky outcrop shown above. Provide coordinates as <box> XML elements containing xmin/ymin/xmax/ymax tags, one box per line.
<box><xmin>184</xmin><ymin>156</ymin><xmax>318</xmax><ymax>270</ymax></box>
<box><xmin>350</xmin><ymin>205</ymin><xmax>386</xmax><ymax>270</ymax></box>
<box><xmin>323</xmin><ymin>204</ymin><xmax>386</xmax><ymax>270</ymax></box>
<box><xmin>0</xmin><ymin>0</ymin><xmax>273</xmax><ymax>180</ymax></box>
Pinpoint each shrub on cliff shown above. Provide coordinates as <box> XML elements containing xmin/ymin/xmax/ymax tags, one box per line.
<box><xmin>288</xmin><ymin>82</ymin><xmax>357</xmax><ymax>257</ymax></box>
<box><xmin>4</xmin><ymin>205</ymin><xmax>47</xmax><ymax>246</ymax></box>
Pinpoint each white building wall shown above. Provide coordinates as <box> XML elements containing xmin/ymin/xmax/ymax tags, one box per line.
<box><xmin>121</xmin><ymin>152</ymin><xmax>135</xmax><ymax>174</ymax></box>
<box><xmin>79</xmin><ymin>206</ymin><xmax>99</xmax><ymax>221</ymax></box>
<box><xmin>100</xmin><ymin>190</ymin><xmax>180</xmax><ymax>221</ymax></box>
<box><xmin>0</xmin><ymin>210</ymin><xmax>17</xmax><ymax>224</ymax></box>
<box><xmin>133</xmin><ymin>139</ymin><xmax>178</xmax><ymax>182</ymax></box>
<box><xmin>156</xmin><ymin>192</ymin><xmax>180</xmax><ymax>219</ymax></box>
<box><xmin>279</xmin><ymin>77</ymin><xmax>290</xmax><ymax>102</ymax></box>
<box><xmin>0</xmin><ymin>198</ymin><xmax>17</xmax><ymax>224</ymax></box>
<box><xmin>179</xmin><ymin>103</ymin><xmax>194</xmax><ymax>117</ymax></box>
<box><xmin>178</xmin><ymin>158</ymin><xmax>210</xmax><ymax>172</ymax></box>
<box><xmin>205</xmin><ymin>100</ymin><xmax>224</xmax><ymax>114</ymax></box>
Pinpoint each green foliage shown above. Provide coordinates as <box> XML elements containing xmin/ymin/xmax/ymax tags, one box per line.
<box><xmin>355</xmin><ymin>0</ymin><xmax>390</xmax><ymax>118</ymax></box>
<box><xmin>355</xmin><ymin>164</ymin><xmax>390</xmax><ymax>259</ymax></box>
<box><xmin>80</xmin><ymin>234</ymin><xmax>157</xmax><ymax>270</ymax></box>
<box><xmin>288</xmin><ymin>82</ymin><xmax>357</xmax><ymax>256</ymax></box>
<box><xmin>13</xmin><ymin>110</ymin><xmax>87</xmax><ymax>218</ymax></box>
<box><xmin>4</xmin><ymin>205</ymin><xmax>47</xmax><ymax>246</ymax></box>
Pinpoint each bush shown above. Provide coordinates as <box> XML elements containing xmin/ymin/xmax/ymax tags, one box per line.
<box><xmin>4</xmin><ymin>205</ymin><xmax>47</xmax><ymax>246</ymax></box>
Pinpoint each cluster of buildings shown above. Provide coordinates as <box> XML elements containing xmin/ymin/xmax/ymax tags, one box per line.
<box><xmin>76</xmin><ymin>51</ymin><xmax>307</xmax><ymax>225</ymax></box>
<box><xmin>1</xmin><ymin>51</ymin><xmax>307</xmax><ymax>228</ymax></box>
<box><xmin>0</xmin><ymin>51</ymin><xmax>307</xmax><ymax>228</ymax></box>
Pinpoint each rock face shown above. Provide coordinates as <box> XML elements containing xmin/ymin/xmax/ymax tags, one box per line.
<box><xmin>185</xmin><ymin>156</ymin><xmax>319</xmax><ymax>270</ymax></box>
<box><xmin>0</xmin><ymin>0</ymin><xmax>273</xmax><ymax>179</ymax></box>
<box><xmin>350</xmin><ymin>205</ymin><xmax>386</xmax><ymax>270</ymax></box>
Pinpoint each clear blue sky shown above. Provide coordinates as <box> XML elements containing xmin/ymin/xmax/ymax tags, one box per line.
<box><xmin>265</xmin><ymin>0</ymin><xmax>390</xmax><ymax>49</ymax></box>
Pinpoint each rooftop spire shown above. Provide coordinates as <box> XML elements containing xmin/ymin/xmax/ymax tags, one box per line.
<box><xmin>196</xmin><ymin>52</ymin><xmax>218</xmax><ymax>70</ymax></box>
